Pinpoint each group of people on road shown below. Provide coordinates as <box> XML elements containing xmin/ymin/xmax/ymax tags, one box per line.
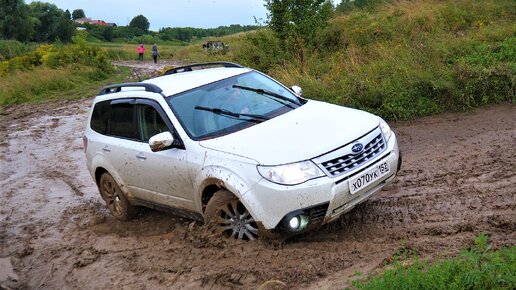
<box><xmin>137</xmin><ymin>43</ymin><xmax>159</xmax><ymax>64</ymax></box>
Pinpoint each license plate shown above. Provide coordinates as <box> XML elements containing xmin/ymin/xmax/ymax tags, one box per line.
<box><xmin>349</xmin><ymin>162</ymin><xmax>390</xmax><ymax>194</ymax></box>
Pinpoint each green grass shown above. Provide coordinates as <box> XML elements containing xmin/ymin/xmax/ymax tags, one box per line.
<box><xmin>353</xmin><ymin>234</ymin><xmax>516</xmax><ymax>290</ymax></box>
<box><xmin>0</xmin><ymin>65</ymin><xmax>131</xmax><ymax>106</ymax></box>
<box><xmin>97</xmin><ymin>40</ymin><xmax>206</xmax><ymax>61</ymax></box>
<box><xmin>178</xmin><ymin>0</ymin><xmax>515</xmax><ymax>121</ymax></box>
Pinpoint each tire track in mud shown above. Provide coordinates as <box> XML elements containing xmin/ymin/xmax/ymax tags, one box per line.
<box><xmin>45</xmin><ymin>170</ymin><xmax>85</xmax><ymax>197</ymax></box>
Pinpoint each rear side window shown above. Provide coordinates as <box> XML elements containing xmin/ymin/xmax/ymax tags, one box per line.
<box><xmin>108</xmin><ymin>103</ymin><xmax>139</xmax><ymax>140</ymax></box>
<box><xmin>90</xmin><ymin>99</ymin><xmax>176</xmax><ymax>145</ymax></box>
<box><xmin>90</xmin><ymin>101</ymin><xmax>109</xmax><ymax>134</ymax></box>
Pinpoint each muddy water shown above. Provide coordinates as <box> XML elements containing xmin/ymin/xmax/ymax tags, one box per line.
<box><xmin>0</xmin><ymin>91</ymin><xmax>514</xmax><ymax>289</ymax></box>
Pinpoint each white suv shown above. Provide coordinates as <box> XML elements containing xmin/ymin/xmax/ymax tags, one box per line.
<box><xmin>84</xmin><ymin>62</ymin><xmax>401</xmax><ymax>240</ymax></box>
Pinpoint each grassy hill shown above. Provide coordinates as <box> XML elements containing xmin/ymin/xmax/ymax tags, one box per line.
<box><xmin>185</xmin><ymin>0</ymin><xmax>515</xmax><ymax>120</ymax></box>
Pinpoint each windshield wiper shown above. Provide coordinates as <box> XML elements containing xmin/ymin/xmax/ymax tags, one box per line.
<box><xmin>195</xmin><ymin>106</ymin><xmax>269</xmax><ymax>123</ymax></box>
<box><xmin>232</xmin><ymin>85</ymin><xmax>300</xmax><ymax>108</ymax></box>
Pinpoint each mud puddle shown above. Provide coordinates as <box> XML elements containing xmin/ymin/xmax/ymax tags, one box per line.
<box><xmin>0</xmin><ymin>72</ymin><xmax>514</xmax><ymax>289</ymax></box>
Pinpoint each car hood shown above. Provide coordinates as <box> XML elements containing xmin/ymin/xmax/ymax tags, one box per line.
<box><xmin>199</xmin><ymin>100</ymin><xmax>380</xmax><ymax>165</ymax></box>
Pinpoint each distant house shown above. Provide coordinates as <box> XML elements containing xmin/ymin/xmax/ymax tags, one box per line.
<box><xmin>74</xmin><ymin>17</ymin><xmax>93</xmax><ymax>24</ymax></box>
<box><xmin>74</xmin><ymin>17</ymin><xmax>112</xmax><ymax>26</ymax></box>
<box><xmin>91</xmin><ymin>19</ymin><xmax>107</xmax><ymax>26</ymax></box>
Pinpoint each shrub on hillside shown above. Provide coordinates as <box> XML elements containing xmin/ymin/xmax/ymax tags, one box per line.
<box><xmin>231</xmin><ymin>29</ymin><xmax>283</xmax><ymax>72</ymax></box>
<box><xmin>0</xmin><ymin>40</ymin><xmax>36</xmax><ymax>61</ymax></box>
<box><xmin>0</xmin><ymin>34</ymin><xmax>112</xmax><ymax>77</ymax></box>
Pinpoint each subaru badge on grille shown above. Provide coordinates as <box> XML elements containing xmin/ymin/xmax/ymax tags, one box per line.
<box><xmin>351</xmin><ymin>143</ymin><xmax>364</xmax><ymax>153</ymax></box>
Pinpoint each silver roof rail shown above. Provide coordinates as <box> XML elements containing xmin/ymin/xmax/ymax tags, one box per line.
<box><xmin>163</xmin><ymin>62</ymin><xmax>244</xmax><ymax>75</ymax></box>
<box><xmin>98</xmin><ymin>82</ymin><xmax>163</xmax><ymax>95</ymax></box>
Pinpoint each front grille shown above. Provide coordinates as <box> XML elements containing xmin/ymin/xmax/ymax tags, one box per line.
<box><xmin>322</xmin><ymin>134</ymin><xmax>385</xmax><ymax>177</ymax></box>
<box><xmin>306</xmin><ymin>202</ymin><xmax>329</xmax><ymax>223</ymax></box>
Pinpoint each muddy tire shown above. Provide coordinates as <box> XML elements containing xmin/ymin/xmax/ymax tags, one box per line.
<box><xmin>99</xmin><ymin>173</ymin><xmax>137</xmax><ymax>221</ymax></box>
<box><xmin>204</xmin><ymin>189</ymin><xmax>261</xmax><ymax>240</ymax></box>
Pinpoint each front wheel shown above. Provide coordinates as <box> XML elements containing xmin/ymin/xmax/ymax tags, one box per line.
<box><xmin>204</xmin><ymin>190</ymin><xmax>261</xmax><ymax>240</ymax></box>
<box><xmin>99</xmin><ymin>173</ymin><xmax>137</xmax><ymax>221</ymax></box>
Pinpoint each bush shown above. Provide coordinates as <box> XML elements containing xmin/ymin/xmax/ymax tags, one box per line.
<box><xmin>0</xmin><ymin>34</ymin><xmax>113</xmax><ymax>77</ymax></box>
<box><xmin>231</xmin><ymin>29</ymin><xmax>283</xmax><ymax>72</ymax></box>
<box><xmin>0</xmin><ymin>40</ymin><xmax>36</xmax><ymax>61</ymax></box>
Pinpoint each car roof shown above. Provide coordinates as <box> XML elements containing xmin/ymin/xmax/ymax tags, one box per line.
<box><xmin>143</xmin><ymin>67</ymin><xmax>252</xmax><ymax>96</ymax></box>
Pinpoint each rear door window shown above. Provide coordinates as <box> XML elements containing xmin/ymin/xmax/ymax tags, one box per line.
<box><xmin>108</xmin><ymin>103</ymin><xmax>139</xmax><ymax>140</ymax></box>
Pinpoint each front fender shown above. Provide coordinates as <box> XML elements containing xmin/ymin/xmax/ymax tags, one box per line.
<box><xmin>194</xmin><ymin>165</ymin><xmax>250</xmax><ymax>198</ymax></box>
<box><xmin>193</xmin><ymin>164</ymin><xmax>261</xmax><ymax>217</ymax></box>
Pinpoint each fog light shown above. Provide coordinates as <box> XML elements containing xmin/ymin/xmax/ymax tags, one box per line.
<box><xmin>289</xmin><ymin>216</ymin><xmax>300</xmax><ymax>229</ymax></box>
<box><xmin>287</xmin><ymin>214</ymin><xmax>310</xmax><ymax>231</ymax></box>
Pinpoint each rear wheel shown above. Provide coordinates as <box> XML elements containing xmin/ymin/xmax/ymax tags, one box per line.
<box><xmin>99</xmin><ymin>173</ymin><xmax>137</xmax><ymax>221</ymax></box>
<box><xmin>205</xmin><ymin>189</ymin><xmax>260</xmax><ymax>240</ymax></box>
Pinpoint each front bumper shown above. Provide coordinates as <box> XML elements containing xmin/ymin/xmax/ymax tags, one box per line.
<box><xmin>240</xmin><ymin>132</ymin><xmax>400</xmax><ymax>230</ymax></box>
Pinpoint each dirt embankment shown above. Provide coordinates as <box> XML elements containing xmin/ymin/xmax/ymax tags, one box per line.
<box><xmin>0</xmin><ymin>65</ymin><xmax>514</xmax><ymax>289</ymax></box>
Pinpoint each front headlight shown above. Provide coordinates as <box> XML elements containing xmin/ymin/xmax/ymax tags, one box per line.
<box><xmin>257</xmin><ymin>160</ymin><xmax>324</xmax><ymax>185</ymax></box>
<box><xmin>379</xmin><ymin>118</ymin><xmax>392</xmax><ymax>142</ymax></box>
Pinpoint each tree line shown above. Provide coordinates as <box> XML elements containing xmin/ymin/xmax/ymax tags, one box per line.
<box><xmin>1</xmin><ymin>0</ymin><xmax>376</xmax><ymax>45</ymax></box>
<box><xmin>0</xmin><ymin>0</ymin><xmax>259</xmax><ymax>44</ymax></box>
<box><xmin>84</xmin><ymin>23</ymin><xmax>259</xmax><ymax>43</ymax></box>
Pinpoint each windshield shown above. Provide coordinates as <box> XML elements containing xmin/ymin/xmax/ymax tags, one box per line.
<box><xmin>167</xmin><ymin>71</ymin><xmax>302</xmax><ymax>140</ymax></box>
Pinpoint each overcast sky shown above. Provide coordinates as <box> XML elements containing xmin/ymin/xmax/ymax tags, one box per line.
<box><xmin>29</xmin><ymin>0</ymin><xmax>270</xmax><ymax>30</ymax></box>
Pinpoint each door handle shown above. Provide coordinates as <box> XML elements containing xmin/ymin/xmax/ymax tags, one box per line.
<box><xmin>102</xmin><ymin>146</ymin><xmax>111</xmax><ymax>152</ymax></box>
<box><xmin>136</xmin><ymin>153</ymin><xmax>147</xmax><ymax>160</ymax></box>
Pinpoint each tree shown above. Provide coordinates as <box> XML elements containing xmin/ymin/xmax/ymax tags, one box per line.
<box><xmin>129</xmin><ymin>15</ymin><xmax>150</xmax><ymax>33</ymax></box>
<box><xmin>265</xmin><ymin>0</ymin><xmax>333</xmax><ymax>51</ymax></box>
<box><xmin>56</xmin><ymin>11</ymin><xmax>75</xmax><ymax>42</ymax></box>
<box><xmin>102</xmin><ymin>26</ymin><xmax>114</xmax><ymax>42</ymax></box>
<box><xmin>0</xmin><ymin>0</ymin><xmax>35</xmax><ymax>42</ymax></box>
<box><xmin>72</xmin><ymin>9</ymin><xmax>85</xmax><ymax>20</ymax></box>
<box><xmin>175</xmin><ymin>27</ymin><xmax>194</xmax><ymax>42</ymax></box>
<box><xmin>89</xmin><ymin>25</ymin><xmax>114</xmax><ymax>42</ymax></box>
<box><xmin>64</xmin><ymin>9</ymin><xmax>71</xmax><ymax>20</ymax></box>
<box><xmin>29</xmin><ymin>2</ymin><xmax>74</xmax><ymax>42</ymax></box>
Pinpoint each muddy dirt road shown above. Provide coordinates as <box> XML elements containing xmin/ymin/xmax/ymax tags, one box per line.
<box><xmin>0</xmin><ymin>65</ymin><xmax>514</xmax><ymax>289</ymax></box>
<box><xmin>111</xmin><ymin>59</ymin><xmax>187</xmax><ymax>79</ymax></box>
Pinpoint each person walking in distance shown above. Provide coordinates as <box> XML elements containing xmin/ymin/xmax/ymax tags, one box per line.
<box><xmin>137</xmin><ymin>44</ymin><xmax>145</xmax><ymax>62</ymax></box>
<box><xmin>152</xmin><ymin>43</ymin><xmax>159</xmax><ymax>64</ymax></box>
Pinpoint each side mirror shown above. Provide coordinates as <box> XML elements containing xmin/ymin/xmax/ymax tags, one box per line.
<box><xmin>291</xmin><ymin>85</ymin><xmax>303</xmax><ymax>96</ymax></box>
<box><xmin>148</xmin><ymin>131</ymin><xmax>174</xmax><ymax>152</ymax></box>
